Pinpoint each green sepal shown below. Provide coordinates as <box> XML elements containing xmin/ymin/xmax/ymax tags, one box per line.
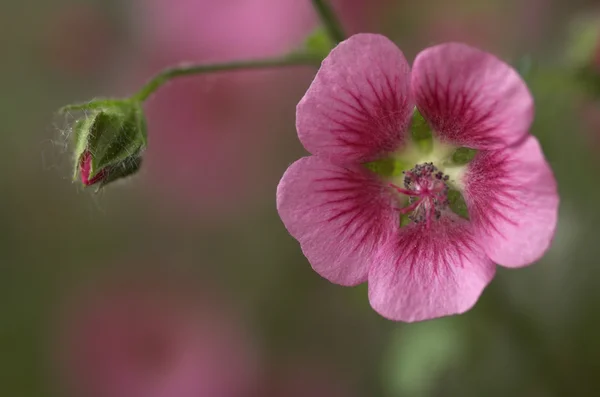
<box><xmin>96</xmin><ymin>154</ymin><xmax>143</xmax><ymax>191</ymax></box>
<box><xmin>72</xmin><ymin>116</ymin><xmax>96</xmax><ymax>180</ymax></box>
<box><xmin>399</xmin><ymin>213</ymin><xmax>412</xmax><ymax>227</ymax></box>
<box><xmin>451</xmin><ymin>147</ymin><xmax>477</xmax><ymax>165</ymax></box>
<box><xmin>90</xmin><ymin>106</ymin><xmax>143</xmax><ymax>170</ymax></box>
<box><xmin>447</xmin><ymin>189</ymin><xmax>470</xmax><ymax>220</ymax></box>
<box><xmin>301</xmin><ymin>27</ymin><xmax>335</xmax><ymax>61</ymax></box>
<box><xmin>364</xmin><ymin>158</ymin><xmax>409</xmax><ymax>177</ymax></box>
<box><xmin>60</xmin><ymin>98</ymin><xmax>124</xmax><ymax>113</ymax></box>
<box><xmin>68</xmin><ymin>98</ymin><xmax>147</xmax><ymax>188</ymax></box>
<box><xmin>411</xmin><ymin>109</ymin><xmax>433</xmax><ymax>154</ymax></box>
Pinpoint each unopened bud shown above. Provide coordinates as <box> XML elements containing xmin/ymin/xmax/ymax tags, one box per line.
<box><xmin>66</xmin><ymin>100</ymin><xmax>147</xmax><ymax>189</ymax></box>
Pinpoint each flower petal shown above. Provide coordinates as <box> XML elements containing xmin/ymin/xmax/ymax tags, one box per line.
<box><xmin>277</xmin><ymin>156</ymin><xmax>398</xmax><ymax>286</ymax></box>
<box><xmin>368</xmin><ymin>217</ymin><xmax>495</xmax><ymax>322</ymax></box>
<box><xmin>412</xmin><ymin>42</ymin><xmax>533</xmax><ymax>149</ymax></box>
<box><xmin>463</xmin><ymin>135</ymin><xmax>559</xmax><ymax>267</ymax></box>
<box><xmin>297</xmin><ymin>33</ymin><xmax>413</xmax><ymax>163</ymax></box>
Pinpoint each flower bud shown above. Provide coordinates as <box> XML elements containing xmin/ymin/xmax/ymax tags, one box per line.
<box><xmin>69</xmin><ymin>100</ymin><xmax>147</xmax><ymax>189</ymax></box>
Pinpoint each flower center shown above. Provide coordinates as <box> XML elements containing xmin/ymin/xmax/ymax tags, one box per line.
<box><xmin>389</xmin><ymin>162</ymin><xmax>450</xmax><ymax>228</ymax></box>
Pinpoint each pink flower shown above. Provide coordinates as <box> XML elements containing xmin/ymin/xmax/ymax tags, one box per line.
<box><xmin>57</xmin><ymin>274</ymin><xmax>258</xmax><ymax>397</ymax></box>
<box><xmin>276</xmin><ymin>34</ymin><xmax>559</xmax><ymax>322</ymax></box>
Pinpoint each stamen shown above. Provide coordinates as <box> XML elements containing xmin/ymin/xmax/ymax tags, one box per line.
<box><xmin>395</xmin><ymin>198</ymin><xmax>423</xmax><ymax>214</ymax></box>
<box><xmin>390</xmin><ymin>162</ymin><xmax>450</xmax><ymax>228</ymax></box>
<box><xmin>388</xmin><ymin>183</ymin><xmax>418</xmax><ymax>196</ymax></box>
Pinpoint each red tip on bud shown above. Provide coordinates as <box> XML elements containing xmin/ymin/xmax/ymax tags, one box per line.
<box><xmin>79</xmin><ymin>151</ymin><xmax>106</xmax><ymax>186</ymax></box>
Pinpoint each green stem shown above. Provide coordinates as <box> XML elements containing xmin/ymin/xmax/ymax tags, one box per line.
<box><xmin>133</xmin><ymin>54</ymin><xmax>320</xmax><ymax>102</ymax></box>
<box><xmin>311</xmin><ymin>0</ymin><xmax>346</xmax><ymax>44</ymax></box>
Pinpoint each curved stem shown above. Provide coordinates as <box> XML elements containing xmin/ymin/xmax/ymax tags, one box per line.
<box><xmin>133</xmin><ymin>54</ymin><xmax>321</xmax><ymax>102</ymax></box>
<box><xmin>311</xmin><ymin>0</ymin><xmax>346</xmax><ymax>44</ymax></box>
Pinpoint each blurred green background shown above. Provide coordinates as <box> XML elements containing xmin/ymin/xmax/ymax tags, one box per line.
<box><xmin>2</xmin><ymin>0</ymin><xmax>600</xmax><ymax>396</ymax></box>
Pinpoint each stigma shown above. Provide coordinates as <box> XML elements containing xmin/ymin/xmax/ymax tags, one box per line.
<box><xmin>389</xmin><ymin>162</ymin><xmax>450</xmax><ymax>228</ymax></box>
